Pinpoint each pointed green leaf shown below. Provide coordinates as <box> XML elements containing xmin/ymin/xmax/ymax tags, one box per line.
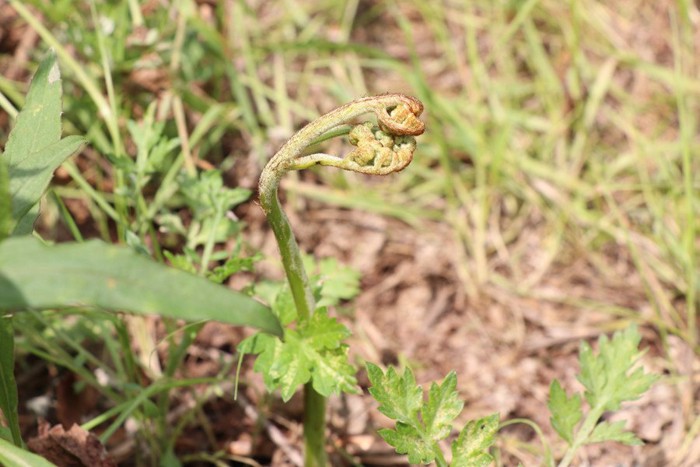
<box><xmin>4</xmin><ymin>51</ymin><xmax>62</xmax><ymax>167</ymax></box>
<box><xmin>548</xmin><ymin>379</ymin><xmax>582</xmax><ymax>444</ymax></box>
<box><xmin>451</xmin><ymin>414</ymin><xmax>499</xmax><ymax>467</ymax></box>
<box><xmin>3</xmin><ymin>51</ymin><xmax>86</xmax><ymax>235</ymax></box>
<box><xmin>0</xmin><ymin>237</ymin><xmax>282</xmax><ymax>336</ymax></box>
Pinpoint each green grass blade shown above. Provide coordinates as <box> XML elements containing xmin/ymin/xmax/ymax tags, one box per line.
<box><xmin>0</xmin><ymin>438</ymin><xmax>56</xmax><ymax>467</ymax></box>
<box><xmin>0</xmin><ymin>316</ymin><xmax>21</xmax><ymax>447</ymax></box>
<box><xmin>0</xmin><ymin>237</ymin><xmax>283</xmax><ymax>336</ymax></box>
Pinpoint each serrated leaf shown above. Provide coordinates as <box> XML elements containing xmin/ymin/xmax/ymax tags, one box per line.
<box><xmin>423</xmin><ymin>371</ymin><xmax>463</xmax><ymax>440</ymax></box>
<box><xmin>0</xmin><ymin>237</ymin><xmax>282</xmax><ymax>336</ymax></box>
<box><xmin>267</xmin><ymin>331</ymin><xmax>311</xmax><ymax>401</ymax></box>
<box><xmin>303</xmin><ymin>310</ymin><xmax>351</xmax><ymax>351</ymax></box>
<box><xmin>577</xmin><ymin>326</ymin><xmax>657</xmax><ymax>412</ymax></box>
<box><xmin>241</xmin><ymin>313</ymin><xmax>357</xmax><ymax>401</ymax></box>
<box><xmin>588</xmin><ymin>420</ymin><xmax>642</xmax><ymax>446</ymax></box>
<box><xmin>311</xmin><ymin>346</ymin><xmax>358</xmax><ymax>396</ymax></box>
<box><xmin>316</xmin><ymin>257</ymin><xmax>361</xmax><ymax>307</ymax></box>
<box><xmin>378</xmin><ymin>423</ymin><xmax>437</xmax><ymax>464</ymax></box>
<box><xmin>366</xmin><ymin>363</ymin><xmax>422</xmax><ymax>424</ymax></box>
<box><xmin>548</xmin><ymin>379</ymin><xmax>582</xmax><ymax>444</ymax></box>
<box><xmin>450</xmin><ymin>414</ymin><xmax>499</xmax><ymax>467</ymax></box>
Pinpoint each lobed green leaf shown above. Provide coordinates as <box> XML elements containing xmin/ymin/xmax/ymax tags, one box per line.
<box><xmin>423</xmin><ymin>371</ymin><xmax>463</xmax><ymax>441</ymax></box>
<box><xmin>378</xmin><ymin>423</ymin><xmax>436</xmax><ymax>464</ymax></box>
<box><xmin>303</xmin><ymin>310</ymin><xmax>351</xmax><ymax>350</ymax></box>
<box><xmin>366</xmin><ymin>363</ymin><xmax>423</xmax><ymax>424</ymax></box>
<box><xmin>450</xmin><ymin>414</ymin><xmax>499</xmax><ymax>467</ymax></box>
<box><xmin>577</xmin><ymin>326</ymin><xmax>657</xmax><ymax>412</ymax></box>
<box><xmin>548</xmin><ymin>379</ymin><xmax>582</xmax><ymax>444</ymax></box>
<box><xmin>310</xmin><ymin>346</ymin><xmax>357</xmax><ymax>396</ymax></box>
<box><xmin>316</xmin><ymin>257</ymin><xmax>361</xmax><ymax>307</ymax></box>
<box><xmin>240</xmin><ymin>310</ymin><xmax>357</xmax><ymax>401</ymax></box>
<box><xmin>588</xmin><ymin>420</ymin><xmax>643</xmax><ymax>446</ymax></box>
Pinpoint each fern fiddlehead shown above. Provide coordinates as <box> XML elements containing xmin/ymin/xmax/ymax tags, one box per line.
<box><xmin>257</xmin><ymin>94</ymin><xmax>424</xmax><ymax>467</ymax></box>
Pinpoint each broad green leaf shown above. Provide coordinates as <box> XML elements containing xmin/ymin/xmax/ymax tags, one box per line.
<box><xmin>3</xmin><ymin>51</ymin><xmax>62</xmax><ymax>167</ymax></box>
<box><xmin>450</xmin><ymin>414</ymin><xmax>499</xmax><ymax>467</ymax></box>
<box><xmin>0</xmin><ymin>316</ymin><xmax>21</xmax><ymax>446</ymax></box>
<box><xmin>548</xmin><ymin>379</ymin><xmax>582</xmax><ymax>444</ymax></box>
<box><xmin>2</xmin><ymin>51</ymin><xmax>86</xmax><ymax>235</ymax></box>
<box><xmin>577</xmin><ymin>326</ymin><xmax>657</xmax><ymax>412</ymax></box>
<box><xmin>423</xmin><ymin>371</ymin><xmax>464</xmax><ymax>440</ymax></box>
<box><xmin>0</xmin><ymin>237</ymin><xmax>282</xmax><ymax>336</ymax></box>
<box><xmin>11</xmin><ymin>205</ymin><xmax>39</xmax><ymax>238</ymax></box>
<box><xmin>378</xmin><ymin>423</ymin><xmax>437</xmax><ymax>464</ymax></box>
<box><xmin>0</xmin><ymin>438</ymin><xmax>57</xmax><ymax>467</ymax></box>
<box><xmin>588</xmin><ymin>420</ymin><xmax>642</xmax><ymax>446</ymax></box>
<box><xmin>366</xmin><ymin>363</ymin><xmax>423</xmax><ymax>424</ymax></box>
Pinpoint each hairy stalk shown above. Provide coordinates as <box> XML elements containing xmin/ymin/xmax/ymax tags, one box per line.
<box><xmin>258</xmin><ymin>94</ymin><xmax>424</xmax><ymax>466</ymax></box>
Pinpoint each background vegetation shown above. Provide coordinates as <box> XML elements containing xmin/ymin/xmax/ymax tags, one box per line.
<box><xmin>0</xmin><ymin>0</ymin><xmax>697</xmax><ymax>465</ymax></box>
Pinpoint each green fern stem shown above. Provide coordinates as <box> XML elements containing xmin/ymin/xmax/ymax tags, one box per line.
<box><xmin>258</xmin><ymin>94</ymin><xmax>424</xmax><ymax>467</ymax></box>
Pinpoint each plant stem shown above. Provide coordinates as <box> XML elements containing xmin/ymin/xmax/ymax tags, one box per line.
<box><xmin>258</xmin><ymin>94</ymin><xmax>424</xmax><ymax>465</ymax></box>
<box><xmin>303</xmin><ymin>384</ymin><xmax>328</xmax><ymax>467</ymax></box>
